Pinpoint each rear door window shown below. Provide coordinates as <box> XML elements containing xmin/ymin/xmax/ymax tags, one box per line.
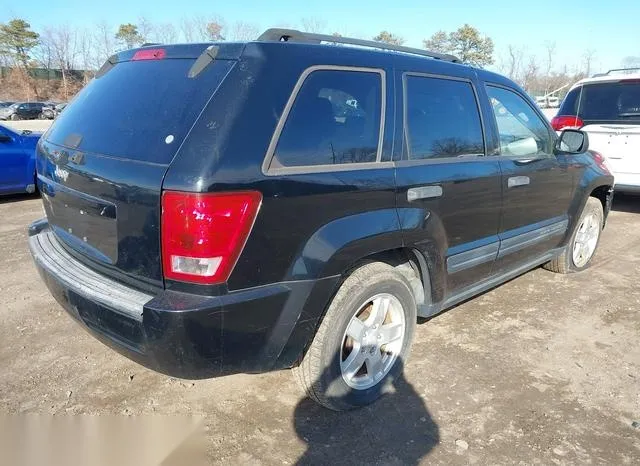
<box><xmin>578</xmin><ymin>81</ymin><xmax>640</xmax><ymax>123</ymax></box>
<box><xmin>45</xmin><ymin>58</ymin><xmax>234</xmax><ymax>164</ymax></box>
<box><xmin>404</xmin><ymin>75</ymin><xmax>484</xmax><ymax>160</ymax></box>
<box><xmin>270</xmin><ymin>68</ymin><xmax>383</xmax><ymax>169</ymax></box>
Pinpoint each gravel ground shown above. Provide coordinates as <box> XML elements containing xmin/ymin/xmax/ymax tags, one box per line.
<box><xmin>1</xmin><ymin>192</ymin><xmax>639</xmax><ymax>465</ymax></box>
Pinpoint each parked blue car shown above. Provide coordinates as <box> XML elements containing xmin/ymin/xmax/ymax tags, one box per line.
<box><xmin>0</xmin><ymin>123</ymin><xmax>41</xmax><ymax>195</ymax></box>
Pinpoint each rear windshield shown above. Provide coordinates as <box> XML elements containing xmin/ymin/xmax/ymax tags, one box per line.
<box><xmin>573</xmin><ymin>81</ymin><xmax>640</xmax><ymax>123</ymax></box>
<box><xmin>46</xmin><ymin>58</ymin><xmax>234</xmax><ymax>164</ymax></box>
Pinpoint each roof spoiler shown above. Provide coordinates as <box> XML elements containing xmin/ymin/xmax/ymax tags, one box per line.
<box><xmin>257</xmin><ymin>28</ymin><xmax>461</xmax><ymax>64</ymax></box>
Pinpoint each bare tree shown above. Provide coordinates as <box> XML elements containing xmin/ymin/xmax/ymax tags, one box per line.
<box><xmin>621</xmin><ymin>56</ymin><xmax>640</xmax><ymax>69</ymax></box>
<box><xmin>300</xmin><ymin>17</ymin><xmax>326</xmax><ymax>34</ymax></box>
<box><xmin>154</xmin><ymin>23</ymin><xmax>178</xmax><ymax>44</ymax></box>
<box><xmin>93</xmin><ymin>21</ymin><xmax>116</xmax><ymax>68</ymax></box>
<box><xmin>77</xmin><ymin>28</ymin><xmax>94</xmax><ymax>83</ymax></box>
<box><xmin>522</xmin><ymin>55</ymin><xmax>540</xmax><ymax>94</ymax></box>
<box><xmin>180</xmin><ymin>17</ymin><xmax>196</xmax><ymax>42</ymax></box>
<box><xmin>33</xmin><ymin>39</ymin><xmax>54</xmax><ymax>73</ymax></box>
<box><xmin>229</xmin><ymin>21</ymin><xmax>259</xmax><ymax>41</ymax></box>
<box><xmin>582</xmin><ymin>49</ymin><xmax>596</xmax><ymax>76</ymax></box>
<box><xmin>544</xmin><ymin>41</ymin><xmax>556</xmax><ymax>93</ymax></box>
<box><xmin>137</xmin><ymin>16</ymin><xmax>154</xmax><ymax>44</ymax></box>
<box><xmin>191</xmin><ymin>16</ymin><xmax>210</xmax><ymax>42</ymax></box>
<box><xmin>180</xmin><ymin>16</ymin><xmax>225</xmax><ymax>42</ymax></box>
<box><xmin>502</xmin><ymin>45</ymin><xmax>523</xmax><ymax>82</ymax></box>
<box><xmin>42</xmin><ymin>25</ymin><xmax>79</xmax><ymax>99</ymax></box>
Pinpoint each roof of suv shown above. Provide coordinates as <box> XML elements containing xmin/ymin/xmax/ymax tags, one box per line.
<box><xmin>113</xmin><ymin>28</ymin><xmax>522</xmax><ymax>94</ymax></box>
<box><xmin>248</xmin><ymin>29</ymin><xmax>518</xmax><ymax>90</ymax></box>
<box><xmin>570</xmin><ymin>70</ymin><xmax>640</xmax><ymax>90</ymax></box>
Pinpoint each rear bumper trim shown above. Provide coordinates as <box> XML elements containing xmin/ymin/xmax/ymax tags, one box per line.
<box><xmin>28</xmin><ymin>229</ymin><xmax>152</xmax><ymax>321</ymax></box>
<box><xmin>614</xmin><ymin>183</ymin><xmax>640</xmax><ymax>193</ymax></box>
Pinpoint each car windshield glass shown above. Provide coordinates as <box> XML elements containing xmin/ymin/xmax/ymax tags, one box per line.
<box><xmin>579</xmin><ymin>81</ymin><xmax>640</xmax><ymax>122</ymax></box>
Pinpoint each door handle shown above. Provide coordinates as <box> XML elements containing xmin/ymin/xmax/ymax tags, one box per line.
<box><xmin>407</xmin><ymin>185</ymin><xmax>443</xmax><ymax>201</ymax></box>
<box><xmin>507</xmin><ymin>176</ymin><xmax>530</xmax><ymax>188</ymax></box>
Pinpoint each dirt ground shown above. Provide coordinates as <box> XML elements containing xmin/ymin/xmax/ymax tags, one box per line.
<box><xmin>1</xmin><ymin>193</ymin><xmax>639</xmax><ymax>465</ymax></box>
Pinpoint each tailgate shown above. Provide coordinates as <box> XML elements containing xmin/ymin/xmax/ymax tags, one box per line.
<box><xmin>37</xmin><ymin>140</ymin><xmax>170</xmax><ymax>287</ymax></box>
<box><xmin>584</xmin><ymin>124</ymin><xmax>640</xmax><ymax>176</ymax></box>
<box><xmin>36</xmin><ymin>49</ymin><xmax>236</xmax><ymax>288</ymax></box>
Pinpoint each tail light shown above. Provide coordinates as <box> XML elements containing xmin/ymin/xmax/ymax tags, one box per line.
<box><xmin>551</xmin><ymin>115</ymin><xmax>584</xmax><ymax>131</ymax></box>
<box><xmin>132</xmin><ymin>48</ymin><xmax>166</xmax><ymax>61</ymax></box>
<box><xmin>590</xmin><ymin>151</ymin><xmax>612</xmax><ymax>174</ymax></box>
<box><xmin>161</xmin><ymin>191</ymin><xmax>262</xmax><ymax>285</ymax></box>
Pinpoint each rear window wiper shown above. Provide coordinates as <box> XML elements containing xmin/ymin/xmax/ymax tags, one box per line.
<box><xmin>618</xmin><ymin>112</ymin><xmax>640</xmax><ymax>117</ymax></box>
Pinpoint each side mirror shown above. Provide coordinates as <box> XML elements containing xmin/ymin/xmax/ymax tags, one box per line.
<box><xmin>0</xmin><ymin>134</ymin><xmax>12</xmax><ymax>143</ymax></box>
<box><xmin>555</xmin><ymin>129</ymin><xmax>589</xmax><ymax>154</ymax></box>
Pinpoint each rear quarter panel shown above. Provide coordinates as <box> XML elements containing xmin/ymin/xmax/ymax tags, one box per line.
<box><xmin>163</xmin><ymin>42</ymin><xmax>405</xmax><ymax>290</ymax></box>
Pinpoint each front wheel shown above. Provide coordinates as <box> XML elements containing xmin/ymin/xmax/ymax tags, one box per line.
<box><xmin>544</xmin><ymin>197</ymin><xmax>604</xmax><ymax>274</ymax></box>
<box><xmin>293</xmin><ymin>262</ymin><xmax>417</xmax><ymax>411</ymax></box>
<box><xmin>10</xmin><ymin>113</ymin><xmax>19</xmax><ymax>121</ymax></box>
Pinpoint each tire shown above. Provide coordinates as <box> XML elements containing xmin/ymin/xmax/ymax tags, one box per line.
<box><xmin>544</xmin><ymin>197</ymin><xmax>604</xmax><ymax>274</ymax></box>
<box><xmin>293</xmin><ymin>262</ymin><xmax>417</xmax><ymax>411</ymax></box>
<box><xmin>10</xmin><ymin>113</ymin><xmax>19</xmax><ymax>121</ymax></box>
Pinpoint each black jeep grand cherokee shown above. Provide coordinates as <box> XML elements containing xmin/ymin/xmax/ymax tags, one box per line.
<box><xmin>29</xmin><ymin>29</ymin><xmax>614</xmax><ymax>410</ymax></box>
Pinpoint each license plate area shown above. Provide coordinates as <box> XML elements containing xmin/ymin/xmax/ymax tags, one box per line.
<box><xmin>40</xmin><ymin>177</ymin><xmax>118</xmax><ymax>263</ymax></box>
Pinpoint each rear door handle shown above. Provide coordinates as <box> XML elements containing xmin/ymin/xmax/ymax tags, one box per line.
<box><xmin>407</xmin><ymin>185</ymin><xmax>443</xmax><ymax>201</ymax></box>
<box><xmin>507</xmin><ymin>176</ymin><xmax>530</xmax><ymax>188</ymax></box>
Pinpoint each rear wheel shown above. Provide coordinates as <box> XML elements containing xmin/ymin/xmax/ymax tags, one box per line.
<box><xmin>544</xmin><ymin>197</ymin><xmax>604</xmax><ymax>274</ymax></box>
<box><xmin>10</xmin><ymin>113</ymin><xmax>19</xmax><ymax>121</ymax></box>
<box><xmin>293</xmin><ymin>262</ymin><xmax>417</xmax><ymax>411</ymax></box>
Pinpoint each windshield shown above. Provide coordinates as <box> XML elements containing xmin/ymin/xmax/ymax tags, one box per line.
<box><xmin>579</xmin><ymin>81</ymin><xmax>640</xmax><ymax>123</ymax></box>
<box><xmin>45</xmin><ymin>57</ymin><xmax>234</xmax><ymax>164</ymax></box>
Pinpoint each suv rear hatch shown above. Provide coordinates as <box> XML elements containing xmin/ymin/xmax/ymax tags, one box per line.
<box><xmin>560</xmin><ymin>80</ymin><xmax>640</xmax><ymax>182</ymax></box>
<box><xmin>37</xmin><ymin>44</ymin><xmax>239</xmax><ymax>290</ymax></box>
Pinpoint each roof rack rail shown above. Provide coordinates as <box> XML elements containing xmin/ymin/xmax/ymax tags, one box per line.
<box><xmin>594</xmin><ymin>67</ymin><xmax>640</xmax><ymax>77</ymax></box>
<box><xmin>257</xmin><ymin>28</ymin><xmax>461</xmax><ymax>63</ymax></box>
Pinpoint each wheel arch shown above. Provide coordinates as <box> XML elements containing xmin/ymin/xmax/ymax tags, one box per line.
<box><xmin>589</xmin><ymin>184</ymin><xmax>614</xmax><ymax>226</ymax></box>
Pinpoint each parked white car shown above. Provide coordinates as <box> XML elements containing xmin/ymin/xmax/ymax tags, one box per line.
<box><xmin>552</xmin><ymin>69</ymin><xmax>640</xmax><ymax>193</ymax></box>
<box><xmin>535</xmin><ymin>96</ymin><xmax>548</xmax><ymax>108</ymax></box>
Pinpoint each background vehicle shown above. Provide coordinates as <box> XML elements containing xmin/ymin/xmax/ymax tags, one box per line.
<box><xmin>0</xmin><ymin>101</ymin><xmax>15</xmax><ymax>109</ymax></box>
<box><xmin>53</xmin><ymin>103</ymin><xmax>67</xmax><ymax>118</ymax></box>
<box><xmin>0</xmin><ymin>123</ymin><xmax>40</xmax><ymax>195</ymax></box>
<box><xmin>535</xmin><ymin>96</ymin><xmax>548</xmax><ymax>108</ymax></box>
<box><xmin>547</xmin><ymin>96</ymin><xmax>559</xmax><ymax>108</ymax></box>
<box><xmin>39</xmin><ymin>102</ymin><xmax>58</xmax><ymax>120</ymax></box>
<box><xmin>0</xmin><ymin>102</ymin><xmax>46</xmax><ymax>121</ymax></box>
<box><xmin>28</xmin><ymin>30</ymin><xmax>613</xmax><ymax>411</ymax></box>
<box><xmin>552</xmin><ymin>68</ymin><xmax>640</xmax><ymax>193</ymax></box>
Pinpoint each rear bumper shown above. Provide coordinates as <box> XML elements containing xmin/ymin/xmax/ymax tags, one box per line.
<box><xmin>614</xmin><ymin>183</ymin><xmax>640</xmax><ymax>194</ymax></box>
<box><xmin>612</xmin><ymin>172</ymin><xmax>640</xmax><ymax>193</ymax></box>
<box><xmin>28</xmin><ymin>221</ymin><xmax>339</xmax><ymax>379</ymax></box>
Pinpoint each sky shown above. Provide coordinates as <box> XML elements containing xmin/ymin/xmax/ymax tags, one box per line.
<box><xmin>2</xmin><ymin>0</ymin><xmax>639</xmax><ymax>73</ymax></box>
